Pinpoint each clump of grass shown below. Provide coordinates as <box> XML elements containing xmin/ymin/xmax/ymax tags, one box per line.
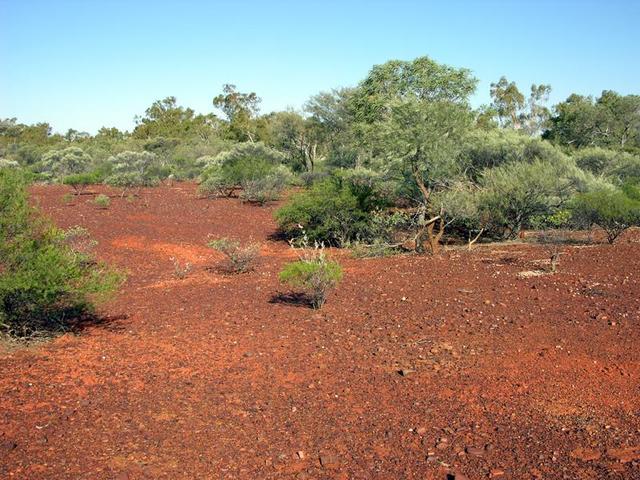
<box><xmin>170</xmin><ymin>257</ymin><xmax>192</xmax><ymax>279</ymax></box>
<box><xmin>208</xmin><ymin>237</ymin><xmax>260</xmax><ymax>273</ymax></box>
<box><xmin>94</xmin><ymin>194</ymin><xmax>110</xmax><ymax>209</ymax></box>
<box><xmin>61</xmin><ymin>192</ymin><xmax>74</xmax><ymax>205</ymax></box>
<box><xmin>279</xmin><ymin>230</ymin><xmax>342</xmax><ymax>309</ymax></box>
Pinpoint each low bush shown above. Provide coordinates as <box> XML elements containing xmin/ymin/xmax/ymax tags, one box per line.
<box><xmin>208</xmin><ymin>237</ymin><xmax>260</xmax><ymax>273</ymax></box>
<box><xmin>0</xmin><ymin>169</ymin><xmax>123</xmax><ymax>337</ymax></box>
<box><xmin>94</xmin><ymin>194</ymin><xmax>110</xmax><ymax>209</ymax></box>
<box><xmin>40</xmin><ymin>147</ymin><xmax>92</xmax><ymax>180</ymax></box>
<box><xmin>570</xmin><ymin>188</ymin><xmax>640</xmax><ymax>243</ymax></box>
<box><xmin>198</xmin><ymin>142</ymin><xmax>288</xmax><ymax>198</ymax></box>
<box><xmin>275</xmin><ymin>174</ymin><xmax>389</xmax><ymax>246</ymax></box>
<box><xmin>279</xmin><ymin>242</ymin><xmax>342</xmax><ymax>309</ymax></box>
<box><xmin>239</xmin><ymin>166</ymin><xmax>291</xmax><ymax>205</ymax></box>
<box><xmin>199</xmin><ymin>146</ymin><xmax>291</xmax><ymax>201</ymax></box>
<box><xmin>170</xmin><ymin>257</ymin><xmax>192</xmax><ymax>279</ymax></box>
<box><xmin>476</xmin><ymin>159</ymin><xmax>579</xmax><ymax>239</ymax></box>
<box><xmin>105</xmin><ymin>151</ymin><xmax>160</xmax><ymax>196</ymax></box>
<box><xmin>63</xmin><ymin>172</ymin><xmax>100</xmax><ymax>195</ymax></box>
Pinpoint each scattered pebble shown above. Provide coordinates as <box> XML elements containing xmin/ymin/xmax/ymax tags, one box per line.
<box><xmin>319</xmin><ymin>454</ymin><xmax>340</xmax><ymax>469</ymax></box>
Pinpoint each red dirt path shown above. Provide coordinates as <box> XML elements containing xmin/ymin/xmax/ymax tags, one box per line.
<box><xmin>1</xmin><ymin>183</ymin><xmax>639</xmax><ymax>479</ymax></box>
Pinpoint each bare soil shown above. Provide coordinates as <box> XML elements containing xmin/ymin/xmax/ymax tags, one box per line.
<box><xmin>1</xmin><ymin>183</ymin><xmax>639</xmax><ymax>479</ymax></box>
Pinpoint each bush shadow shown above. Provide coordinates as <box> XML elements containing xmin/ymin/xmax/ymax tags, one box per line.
<box><xmin>269</xmin><ymin>292</ymin><xmax>314</xmax><ymax>308</ymax></box>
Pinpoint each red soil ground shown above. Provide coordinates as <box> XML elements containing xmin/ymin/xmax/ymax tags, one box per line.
<box><xmin>1</xmin><ymin>183</ymin><xmax>639</xmax><ymax>479</ymax></box>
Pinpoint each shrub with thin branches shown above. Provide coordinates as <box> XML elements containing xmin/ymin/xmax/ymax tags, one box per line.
<box><xmin>208</xmin><ymin>237</ymin><xmax>260</xmax><ymax>273</ymax></box>
<box><xmin>279</xmin><ymin>233</ymin><xmax>343</xmax><ymax>309</ymax></box>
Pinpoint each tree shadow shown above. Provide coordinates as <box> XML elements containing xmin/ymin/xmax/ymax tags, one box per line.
<box><xmin>269</xmin><ymin>292</ymin><xmax>314</xmax><ymax>308</ymax></box>
<box><xmin>67</xmin><ymin>312</ymin><xmax>130</xmax><ymax>333</ymax></box>
<box><xmin>267</xmin><ymin>230</ymin><xmax>290</xmax><ymax>243</ymax></box>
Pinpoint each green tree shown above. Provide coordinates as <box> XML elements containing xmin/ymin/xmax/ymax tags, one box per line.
<box><xmin>105</xmin><ymin>151</ymin><xmax>159</xmax><ymax>196</ymax></box>
<box><xmin>545</xmin><ymin>91</ymin><xmax>640</xmax><ymax>150</ymax></box>
<box><xmin>490</xmin><ymin>76</ymin><xmax>525</xmax><ymax>128</ymax></box>
<box><xmin>267</xmin><ymin>111</ymin><xmax>324</xmax><ymax>172</ymax></box>
<box><xmin>351</xmin><ymin>56</ymin><xmax>478</xmax><ymax>252</ymax></box>
<box><xmin>0</xmin><ymin>169</ymin><xmax>123</xmax><ymax>337</ymax></box>
<box><xmin>571</xmin><ymin>188</ymin><xmax>640</xmax><ymax>243</ymax></box>
<box><xmin>213</xmin><ymin>84</ymin><xmax>261</xmax><ymax>142</ymax></box>
<box><xmin>40</xmin><ymin>147</ymin><xmax>92</xmax><ymax>179</ymax></box>
<box><xmin>133</xmin><ymin>96</ymin><xmax>220</xmax><ymax>141</ymax></box>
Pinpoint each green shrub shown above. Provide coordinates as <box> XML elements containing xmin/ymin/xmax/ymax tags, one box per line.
<box><xmin>198</xmin><ymin>143</ymin><xmax>290</xmax><ymax>199</ymax></box>
<box><xmin>94</xmin><ymin>194</ymin><xmax>110</xmax><ymax>209</ymax></box>
<box><xmin>239</xmin><ymin>165</ymin><xmax>291</xmax><ymax>205</ymax></box>
<box><xmin>208</xmin><ymin>237</ymin><xmax>260</xmax><ymax>273</ymax></box>
<box><xmin>459</xmin><ymin>130</ymin><xmax>567</xmax><ymax>180</ymax></box>
<box><xmin>298</xmin><ymin>171</ymin><xmax>330</xmax><ymax>187</ymax></box>
<box><xmin>573</xmin><ymin>147</ymin><xmax>640</xmax><ymax>183</ymax></box>
<box><xmin>279</xmin><ymin>245</ymin><xmax>343</xmax><ymax>309</ymax></box>
<box><xmin>61</xmin><ymin>192</ymin><xmax>74</xmax><ymax>205</ymax></box>
<box><xmin>105</xmin><ymin>151</ymin><xmax>159</xmax><ymax>196</ymax></box>
<box><xmin>40</xmin><ymin>147</ymin><xmax>92</xmax><ymax>180</ymax></box>
<box><xmin>212</xmin><ymin>142</ymin><xmax>286</xmax><ymax>167</ymax></box>
<box><xmin>199</xmin><ymin>157</ymin><xmax>275</xmax><ymax>198</ymax></box>
<box><xmin>477</xmin><ymin>159</ymin><xmax>580</xmax><ymax>239</ymax></box>
<box><xmin>0</xmin><ymin>158</ymin><xmax>20</xmax><ymax>169</ymax></box>
<box><xmin>570</xmin><ymin>189</ymin><xmax>640</xmax><ymax>243</ymax></box>
<box><xmin>275</xmin><ymin>174</ymin><xmax>388</xmax><ymax>246</ymax></box>
<box><xmin>0</xmin><ymin>169</ymin><xmax>123</xmax><ymax>337</ymax></box>
<box><xmin>63</xmin><ymin>172</ymin><xmax>100</xmax><ymax>195</ymax></box>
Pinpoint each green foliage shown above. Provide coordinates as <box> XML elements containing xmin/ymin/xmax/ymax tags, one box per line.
<box><xmin>545</xmin><ymin>91</ymin><xmax>640</xmax><ymax>151</ymax></box>
<box><xmin>459</xmin><ymin>129</ymin><xmax>566</xmax><ymax>180</ymax></box>
<box><xmin>62</xmin><ymin>172</ymin><xmax>100</xmax><ymax>194</ymax></box>
<box><xmin>279</xmin><ymin>246</ymin><xmax>342</xmax><ymax>309</ymax></box>
<box><xmin>275</xmin><ymin>174</ymin><xmax>388</xmax><ymax>246</ymax></box>
<box><xmin>199</xmin><ymin>143</ymin><xmax>289</xmax><ymax>199</ymax></box>
<box><xmin>476</xmin><ymin>159</ymin><xmax>580</xmax><ymax>238</ymax></box>
<box><xmin>488</xmin><ymin>77</ymin><xmax>551</xmax><ymax>135</ymax></box>
<box><xmin>212</xmin><ymin>142</ymin><xmax>286</xmax><ymax>167</ymax></box>
<box><xmin>40</xmin><ymin>146</ymin><xmax>92</xmax><ymax>180</ymax></box>
<box><xmin>570</xmin><ymin>189</ymin><xmax>640</xmax><ymax>243</ymax></box>
<box><xmin>208</xmin><ymin>237</ymin><xmax>260</xmax><ymax>273</ymax></box>
<box><xmin>61</xmin><ymin>192</ymin><xmax>74</xmax><ymax>205</ymax></box>
<box><xmin>133</xmin><ymin>96</ymin><xmax>220</xmax><ymax>140</ymax></box>
<box><xmin>94</xmin><ymin>194</ymin><xmax>110</xmax><ymax>209</ymax></box>
<box><xmin>0</xmin><ymin>158</ymin><xmax>20</xmax><ymax>169</ymax></box>
<box><xmin>0</xmin><ymin>169</ymin><xmax>123</xmax><ymax>337</ymax></box>
<box><xmin>239</xmin><ymin>165</ymin><xmax>291</xmax><ymax>205</ymax></box>
<box><xmin>105</xmin><ymin>151</ymin><xmax>159</xmax><ymax>194</ymax></box>
<box><xmin>213</xmin><ymin>84</ymin><xmax>261</xmax><ymax>141</ymax></box>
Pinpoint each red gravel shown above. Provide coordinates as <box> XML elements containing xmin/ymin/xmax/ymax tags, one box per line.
<box><xmin>1</xmin><ymin>183</ymin><xmax>639</xmax><ymax>479</ymax></box>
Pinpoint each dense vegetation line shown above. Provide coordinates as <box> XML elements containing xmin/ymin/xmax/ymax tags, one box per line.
<box><xmin>1</xmin><ymin>56</ymin><xmax>639</xmax><ymax>336</ymax></box>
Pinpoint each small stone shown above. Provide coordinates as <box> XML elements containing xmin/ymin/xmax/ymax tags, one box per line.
<box><xmin>465</xmin><ymin>446</ymin><xmax>484</xmax><ymax>457</ymax></box>
<box><xmin>447</xmin><ymin>472</ymin><xmax>469</xmax><ymax>480</ymax></box>
<box><xmin>426</xmin><ymin>455</ymin><xmax>438</xmax><ymax>462</ymax></box>
<box><xmin>570</xmin><ymin>447</ymin><xmax>601</xmax><ymax>461</ymax></box>
<box><xmin>319</xmin><ymin>454</ymin><xmax>340</xmax><ymax>469</ymax></box>
<box><xmin>607</xmin><ymin>445</ymin><xmax>640</xmax><ymax>463</ymax></box>
<box><xmin>296</xmin><ymin>451</ymin><xmax>306</xmax><ymax>460</ymax></box>
<box><xmin>0</xmin><ymin>440</ymin><xmax>17</xmax><ymax>453</ymax></box>
<box><xmin>416</xmin><ymin>426</ymin><xmax>427</xmax><ymax>435</ymax></box>
<box><xmin>490</xmin><ymin>469</ymin><xmax>505</xmax><ymax>478</ymax></box>
<box><xmin>398</xmin><ymin>369</ymin><xmax>415</xmax><ymax>376</ymax></box>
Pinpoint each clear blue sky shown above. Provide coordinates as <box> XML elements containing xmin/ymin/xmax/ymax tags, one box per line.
<box><xmin>1</xmin><ymin>0</ymin><xmax>638</xmax><ymax>134</ymax></box>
